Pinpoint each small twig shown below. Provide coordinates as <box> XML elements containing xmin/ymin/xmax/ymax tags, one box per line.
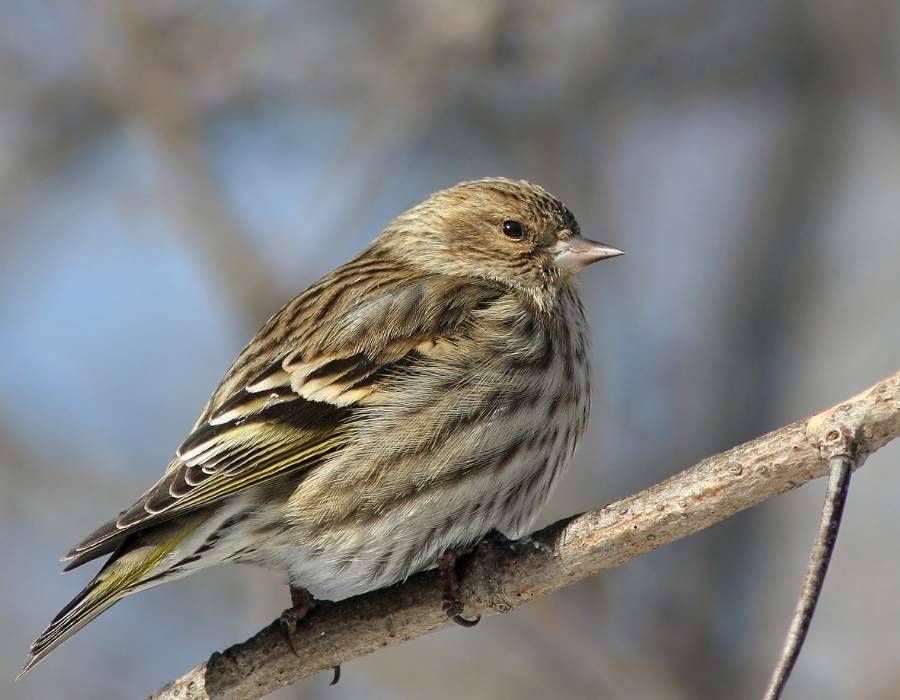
<box><xmin>762</xmin><ymin>451</ymin><xmax>854</xmax><ymax>700</ymax></box>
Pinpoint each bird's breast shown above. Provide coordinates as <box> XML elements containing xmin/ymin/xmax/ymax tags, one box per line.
<box><xmin>262</xmin><ymin>297</ymin><xmax>593</xmax><ymax>599</ymax></box>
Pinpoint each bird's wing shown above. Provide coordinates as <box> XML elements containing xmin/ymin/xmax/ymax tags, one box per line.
<box><xmin>63</xmin><ymin>274</ymin><xmax>503</xmax><ymax>568</ymax></box>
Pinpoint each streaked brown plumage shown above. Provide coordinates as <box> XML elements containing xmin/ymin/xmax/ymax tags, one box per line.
<box><xmin>23</xmin><ymin>177</ymin><xmax>623</xmax><ymax>675</ymax></box>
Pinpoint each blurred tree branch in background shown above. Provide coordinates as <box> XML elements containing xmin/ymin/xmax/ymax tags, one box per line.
<box><xmin>151</xmin><ymin>370</ymin><xmax>900</xmax><ymax>700</ymax></box>
<box><xmin>89</xmin><ymin>1</ymin><xmax>287</xmax><ymax>329</ymax></box>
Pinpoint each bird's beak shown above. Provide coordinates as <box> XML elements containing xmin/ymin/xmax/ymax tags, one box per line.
<box><xmin>553</xmin><ymin>235</ymin><xmax>624</xmax><ymax>272</ymax></box>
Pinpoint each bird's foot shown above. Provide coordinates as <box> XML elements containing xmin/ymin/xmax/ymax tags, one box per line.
<box><xmin>279</xmin><ymin>585</ymin><xmax>316</xmax><ymax>657</ymax></box>
<box><xmin>437</xmin><ymin>550</ymin><xmax>481</xmax><ymax>628</ymax></box>
<box><xmin>278</xmin><ymin>586</ymin><xmax>341</xmax><ymax>685</ymax></box>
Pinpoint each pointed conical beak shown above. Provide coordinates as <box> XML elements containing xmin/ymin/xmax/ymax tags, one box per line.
<box><xmin>553</xmin><ymin>235</ymin><xmax>624</xmax><ymax>272</ymax></box>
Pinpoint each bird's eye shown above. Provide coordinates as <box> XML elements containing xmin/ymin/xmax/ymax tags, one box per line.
<box><xmin>501</xmin><ymin>220</ymin><xmax>525</xmax><ymax>240</ymax></box>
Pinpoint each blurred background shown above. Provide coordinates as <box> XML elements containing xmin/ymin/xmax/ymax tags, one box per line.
<box><xmin>2</xmin><ymin>1</ymin><xmax>900</xmax><ymax>698</ymax></box>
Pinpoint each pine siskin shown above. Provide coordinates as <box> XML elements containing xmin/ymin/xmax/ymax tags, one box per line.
<box><xmin>23</xmin><ymin>177</ymin><xmax>623</xmax><ymax>675</ymax></box>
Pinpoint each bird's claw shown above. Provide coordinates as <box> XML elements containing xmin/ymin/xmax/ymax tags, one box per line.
<box><xmin>452</xmin><ymin>612</ymin><xmax>481</xmax><ymax>627</ymax></box>
<box><xmin>279</xmin><ymin>610</ymin><xmax>300</xmax><ymax>657</ymax></box>
<box><xmin>279</xmin><ymin>586</ymin><xmax>316</xmax><ymax>656</ymax></box>
<box><xmin>437</xmin><ymin>550</ymin><xmax>481</xmax><ymax>627</ymax></box>
<box><xmin>279</xmin><ymin>586</ymin><xmax>341</xmax><ymax>684</ymax></box>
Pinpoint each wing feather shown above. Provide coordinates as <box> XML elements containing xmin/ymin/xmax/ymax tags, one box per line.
<box><xmin>63</xmin><ymin>268</ymin><xmax>504</xmax><ymax>567</ymax></box>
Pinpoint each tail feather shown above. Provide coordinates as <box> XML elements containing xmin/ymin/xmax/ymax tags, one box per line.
<box><xmin>19</xmin><ymin>573</ymin><xmax>123</xmax><ymax>677</ymax></box>
<box><xmin>19</xmin><ymin>526</ymin><xmax>191</xmax><ymax>678</ymax></box>
<box><xmin>61</xmin><ymin>515</ymin><xmax>130</xmax><ymax>571</ymax></box>
<box><xmin>62</xmin><ymin>533</ymin><xmax>123</xmax><ymax>572</ymax></box>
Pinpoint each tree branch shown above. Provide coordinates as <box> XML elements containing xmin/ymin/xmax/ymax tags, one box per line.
<box><xmin>150</xmin><ymin>370</ymin><xmax>900</xmax><ymax>700</ymax></box>
<box><xmin>763</xmin><ymin>452</ymin><xmax>854</xmax><ymax>700</ymax></box>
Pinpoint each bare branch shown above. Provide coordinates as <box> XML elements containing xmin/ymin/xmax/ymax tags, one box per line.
<box><xmin>763</xmin><ymin>453</ymin><xmax>853</xmax><ymax>700</ymax></box>
<box><xmin>150</xmin><ymin>370</ymin><xmax>900</xmax><ymax>700</ymax></box>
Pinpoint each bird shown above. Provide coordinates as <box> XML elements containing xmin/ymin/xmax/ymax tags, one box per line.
<box><xmin>22</xmin><ymin>177</ymin><xmax>623</xmax><ymax>677</ymax></box>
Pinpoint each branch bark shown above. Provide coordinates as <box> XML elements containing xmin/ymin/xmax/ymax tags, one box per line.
<box><xmin>150</xmin><ymin>370</ymin><xmax>900</xmax><ymax>700</ymax></box>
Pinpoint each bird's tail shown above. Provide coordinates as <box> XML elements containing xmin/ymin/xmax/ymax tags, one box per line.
<box><xmin>19</xmin><ymin>526</ymin><xmax>191</xmax><ymax>678</ymax></box>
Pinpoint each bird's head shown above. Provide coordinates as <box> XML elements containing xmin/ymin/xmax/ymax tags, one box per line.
<box><xmin>380</xmin><ymin>178</ymin><xmax>623</xmax><ymax>307</ymax></box>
